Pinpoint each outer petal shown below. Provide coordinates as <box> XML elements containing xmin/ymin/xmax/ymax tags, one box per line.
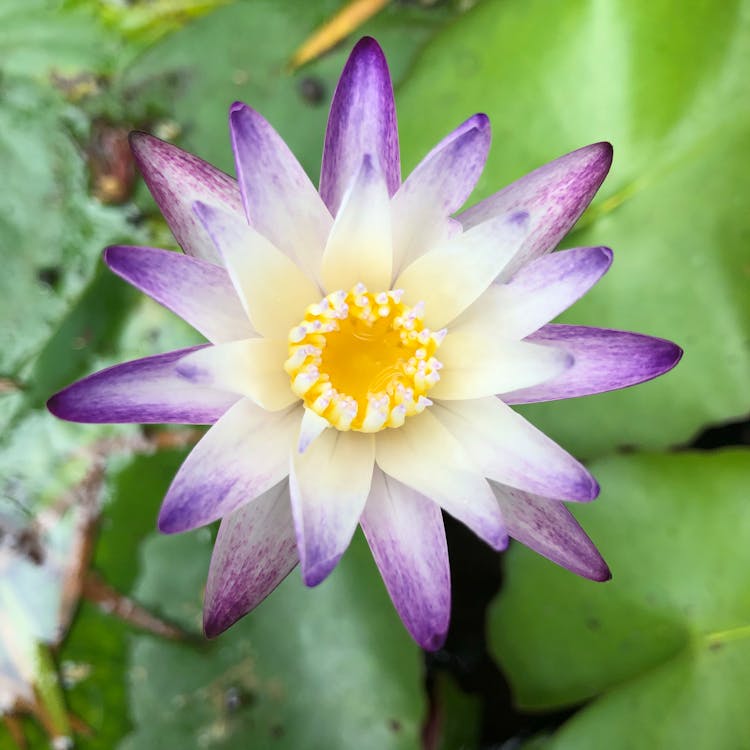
<box><xmin>361</xmin><ymin>468</ymin><xmax>450</xmax><ymax>651</ymax></box>
<box><xmin>194</xmin><ymin>201</ymin><xmax>319</xmax><ymax>339</ymax></box>
<box><xmin>289</xmin><ymin>430</ymin><xmax>375</xmax><ymax>586</ymax></box>
<box><xmin>392</xmin><ymin>114</ymin><xmax>491</xmax><ymax>275</ymax></box>
<box><xmin>320</xmin><ymin>36</ymin><xmax>400</xmax><ymax>216</ymax></box>
<box><xmin>158</xmin><ymin>400</ymin><xmax>300</xmax><ymax>533</ymax></box>
<box><xmin>129</xmin><ymin>132</ymin><xmax>242</xmax><ymax>263</ymax></box>
<box><xmin>492</xmin><ymin>483</ymin><xmax>610</xmax><ymax>581</ymax></box>
<box><xmin>229</xmin><ymin>102</ymin><xmax>332</xmax><ymax>282</ymax></box>
<box><xmin>502</xmin><ymin>324</ymin><xmax>683</xmax><ymax>404</ymax></box>
<box><xmin>321</xmin><ymin>155</ymin><xmax>392</xmax><ymax>292</ymax></box>
<box><xmin>434</xmin><ymin>398</ymin><xmax>598</xmax><ymax>502</ymax></box>
<box><xmin>203</xmin><ymin>480</ymin><xmax>298</xmax><ymax>637</ymax></box>
<box><xmin>175</xmin><ymin>339</ymin><xmax>297</xmax><ymax>411</ymax></box>
<box><xmin>396</xmin><ymin>210</ymin><xmax>531</xmax><ymax>329</ymax></box>
<box><xmin>459</xmin><ymin>142</ymin><xmax>613</xmax><ymax>278</ymax></box>
<box><xmin>452</xmin><ymin>247</ymin><xmax>612</xmax><ymax>340</ymax></box>
<box><xmin>47</xmin><ymin>347</ymin><xmax>238</xmax><ymax>424</ymax></box>
<box><xmin>432</xmin><ymin>334</ymin><xmax>571</xmax><ymax>400</ymax></box>
<box><xmin>104</xmin><ymin>245</ymin><xmax>254</xmax><ymax>343</ymax></box>
<box><xmin>375</xmin><ymin>410</ymin><xmax>507</xmax><ymax>550</ymax></box>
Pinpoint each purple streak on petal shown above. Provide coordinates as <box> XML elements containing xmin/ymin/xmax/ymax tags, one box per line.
<box><xmin>392</xmin><ymin>114</ymin><xmax>491</xmax><ymax>273</ymax></box>
<box><xmin>434</xmin><ymin>399</ymin><xmax>599</xmax><ymax>503</ymax></box>
<box><xmin>104</xmin><ymin>245</ymin><xmax>254</xmax><ymax>343</ymax></box>
<box><xmin>459</xmin><ymin>142</ymin><xmax>613</xmax><ymax>278</ymax></box>
<box><xmin>361</xmin><ymin>469</ymin><xmax>450</xmax><ymax>651</ymax></box>
<box><xmin>289</xmin><ymin>430</ymin><xmax>375</xmax><ymax>587</ymax></box>
<box><xmin>158</xmin><ymin>401</ymin><xmax>300</xmax><ymax>533</ymax></box>
<box><xmin>47</xmin><ymin>347</ymin><xmax>238</xmax><ymax>424</ymax></box>
<box><xmin>129</xmin><ymin>132</ymin><xmax>242</xmax><ymax>263</ymax></box>
<box><xmin>502</xmin><ymin>324</ymin><xmax>683</xmax><ymax>404</ymax></box>
<box><xmin>319</xmin><ymin>37</ymin><xmax>400</xmax><ymax>216</ymax></box>
<box><xmin>204</xmin><ymin>480</ymin><xmax>298</xmax><ymax>637</ymax></box>
<box><xmin>492</xmin><ymin>483</ymin><xmax>611</xmax><ymax>581</ymax></box>
<box><xmin>229</xmin><ymin>102</ymin><xmax>331</xmax><ymax>282</ymax></box>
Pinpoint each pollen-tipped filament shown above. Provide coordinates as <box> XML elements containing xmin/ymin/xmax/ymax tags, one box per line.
<box><xmin>285</xmin><ymin>283</ymin><xmax>445</xmax><ymax>432</ymax></box>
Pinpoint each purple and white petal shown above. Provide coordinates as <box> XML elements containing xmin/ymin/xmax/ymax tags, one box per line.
<box><xmin>432</xmin><ymin>334</ymin><xmax>571</xmax><ymax>401</ymax></box>
<box><xmin>104</xmin><ymin>245</ymin><xmax>254</xmax><ymax>343</ymax></box>
<box><xmin>391</xmin><ymin>114</ymin><xmax>491</xmax><ymax>275</ymax></box>
<box><xmin>175</xmin><ymin>338</ymin><xmax>297</xmax><ymax>411</ymax></box>
<box><xmin>158</xmin><ymin>400</ymin><xmax>302</xmax><ymax>533</ymax></box>
<box><xmin>361</xmin><ymin>468</ymin><xmax>450</xmax><ymax>651</ymax></box>
<box><xmin>47</xmin><ymin>347</ymin><xmax>238</xmax><ymax>424</ymax></box>
<box><xmin>319</xmin><ymin>36</ymin><xmax>400</xmax><ymax>216</ymax></box>
<box><xmin>502</xmin><ymin>324</ymin><xmax>683</xmax><ymax>404</ymax></box>
<box><xmin>492</xmin><ymin>483</ymin><xmax>610</xmax><ymax>581</ymax></box>
<box><xmin>434</xmin><ymin>398</ymin><xmax>598</xmax><ymax>502</ymax></box>
<box><xmin>129</xmin><ymin>132</ymin><xmax>242</xmax><ymax>263</ymax></box>
<box><xmin>452</xmin><ymin>247</ymin><xmax>612</xmax><ymax>340</ymax></box>
<box><xmin>203</xmin><ymin>480</ymin><xmax>298</xmax><ymax>637</ymax></box>
<box><xmin>321</xmin><ymin>155</ymin><xmax>392</xmax><ymax>293</ymax></box>
<box><xmin>229</xmin><ymin>102</ymin><xmax>332</xmax><ymax>283</ymax></box>
<box><xmin>289</xmin><ymin>430</ymin><xmax>375</xmax><ymax>586</ymax></box>
<box><xmin>396</xmin><ymin>210</ymin><xmax>531</xmax><ymax>330</ymax></box>
<box><xmin>376</xmin><ymin>410</ymin><xmax>507</xmax><ymax>550</ymax></box>
<box><xmin>194</xmin><ymin>201</ymin><xmax>318</xmax><ymax>339</ymax></box>
<box><xmin>459</xmin><ymin>142</ymin><xmax>613</xmax><ymax>279</ymax></box>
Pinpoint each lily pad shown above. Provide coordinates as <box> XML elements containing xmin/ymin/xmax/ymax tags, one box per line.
<box><xmin>396</xmin><ymin>0</ymin><xmax>750</xmax><ymax>456</ymax></box>
<box><xmin>119</xmin><ymin>521</ymin><xmax>425</xmax><ymax>750</ymax></box>
<box><xmin>488</xmin><ymin>450</ymin><xmax>750</xmax><ymax>749</ymax></box>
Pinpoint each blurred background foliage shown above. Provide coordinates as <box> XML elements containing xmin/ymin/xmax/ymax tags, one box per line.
<box><xmin>0</xmin><ymin>0</ymin><xmax>748</xmax><ymax>748</ymax></box>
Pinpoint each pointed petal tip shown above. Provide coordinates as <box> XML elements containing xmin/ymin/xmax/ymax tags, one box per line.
<box><xmin>229</xmin><ymin>100</ymin><xmax>248</xmax><ymax>116</ymax></box>
<box><xmin>302</xmin><ymin>554</ymin><xmax>342</xmax><ymax>587</ymax></box>
<box><xmin>470</xmin><ymin>112</ymin><xmax>491</xmax><ymax>132</ymax></box>
<box><xmin>418</xmin><ymin>628</ymin><xmax>448</xmax><ymax>652</ymax></box>
<box><xmin>350</xmin><ymin>35</ymin><xmax>386</xmax><ymax>60</ymax></box>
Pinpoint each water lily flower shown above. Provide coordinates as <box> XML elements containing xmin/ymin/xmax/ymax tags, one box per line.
<box><xmin>48</xmin><ymin>37</ymin><xmax>681</xmax><ymax>650</ymax></box>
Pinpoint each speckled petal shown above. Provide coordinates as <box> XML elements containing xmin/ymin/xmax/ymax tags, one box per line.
<box><xmin>361</xmin><ymin>468</ymin><xmax>450</xmax><ymax>651</ymax></box>
<box><xmin>47</xmin><ymin>347</ymin><xmax>238</xmax><ymax>424</ymax></box>
<box><xmin>203</xmin><ymin>480</ymin><xmax>298</xmax><ymax>637</ymax></box>
<box><xmin>503</xmin><ymin>324</ymin><xmax>683</xmax><ymax>403</ymax></box>
<box><xmin>158</xmin><ymin>401</ymin><xmax>301</xmax><ymax>533</ymax></box>
<box><xmin>459</xmin><ymin>142</ymin><xmax>613</xmax><ymax>279</ymax></box>
<box><xmin>320</xmin><ymin>37</ymin><xmax>400</xmax><ymax>216</ymax></box>
<box><xmin>104</xmin><ymin>245</ymin><xmax>254</xmax><ymax>343</ymax></box>
<box><xmin>129</xmin><ymin>132</ymin><xmax>242</xmax><ymax>263</ymax></box>
<box><xmin>493</xmin><ymin>484</ymin><xmax>610</xmax><ymax>581</ymax></box>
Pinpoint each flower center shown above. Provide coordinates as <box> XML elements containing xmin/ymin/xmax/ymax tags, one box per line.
<box><xmin>284</xmin><ymin>283</ymin><xmax>445</xmax><ymax>433</ymax></box>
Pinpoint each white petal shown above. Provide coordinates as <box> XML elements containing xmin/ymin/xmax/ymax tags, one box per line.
<box><xmin>194</xmin><ymin>201</ymin><xmax>319</xmax><ymax>339</ymax></box>
<box><xmin>375</xmin><ymin>410</ymin><xmax>506</xmax><ymax>549</ymax></box>
<box><xmin>434</xmin><ymin>398</ymin><xmax>599</xmax><ymax>502</ymax></box>
<box><xmin>297</xmin><ymin>408</ymin><xmax>330</xmax><ymax>453</ymax></box>
<box><xmin>453</xmin><ymin>247</ymin><xmax>613</xmax><ymax>340</ymax></box>
<box><xmin>289</xmin><ymin>430</ymin><xmax>375</xmax><ymax>586</ymax></box>
<box><xmin>431</xmin><ymin>332</ymin><xmax>571</xmax><ymax>400</ymax></box>
<box><xmin>175</xmin><ymin>339</ymin><xmax>296</xmax><ymax>411</ymax></box>
<box><xmin>395</xmin><ymin>210</ymin><xmax>530</xmax><ymax>329</ymax></box>
<box><xmin>158</xmin><ymin>400</ymin><xmax>301</xmax><ymax>533</ymax></box>
<box><xmin>321</xmin><ymin>156</ymin><xmax>392</xmax><ymax>293</ymax></box>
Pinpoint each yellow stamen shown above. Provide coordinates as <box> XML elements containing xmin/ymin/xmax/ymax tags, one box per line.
<box><xmin>284</xmin><ymin>283</ymin><xmax>444</xmax><ymax>432</ymax></box>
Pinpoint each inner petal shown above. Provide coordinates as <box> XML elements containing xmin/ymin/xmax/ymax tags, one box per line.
<box><xmin>285</xmin><ymin>283</ymin><xmax>445</xmax><ymax>433</ymax></box>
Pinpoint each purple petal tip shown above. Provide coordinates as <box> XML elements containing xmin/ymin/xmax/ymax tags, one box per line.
<box><xmin>419</xmin><ymin>629</ymin><xmax>448</xmax><ymax>652</ymax></box>
<box><xmin>302</xmin><ymin>555</ymin><xmax>342</xmax><ymax>587</ymax></box>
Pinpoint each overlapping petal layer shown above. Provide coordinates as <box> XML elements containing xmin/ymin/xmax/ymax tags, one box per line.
<box><xmin>47</xmin><ymin>36</ymin><xmax>682</xmax><ymax>651</ymax></box>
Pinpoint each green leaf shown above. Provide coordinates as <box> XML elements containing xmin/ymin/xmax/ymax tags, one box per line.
<box><xmin>120</xmin><ymin>523</ymin><xmax>425</xmax><ymax>749</ymax></box>
<box><xmin>396</xmin><ymin>0</ymin><xmax>750</xmax><ymax>456</ymax></box>
<box><xmin>488</xmin><ymin>450</ymin><xmax>750</xmax><ymax>750</ymax></box>
<box><xmin>0</xmin><ymin>77</ymin><xmax>133</xmax><ymax>396</ymax></box>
